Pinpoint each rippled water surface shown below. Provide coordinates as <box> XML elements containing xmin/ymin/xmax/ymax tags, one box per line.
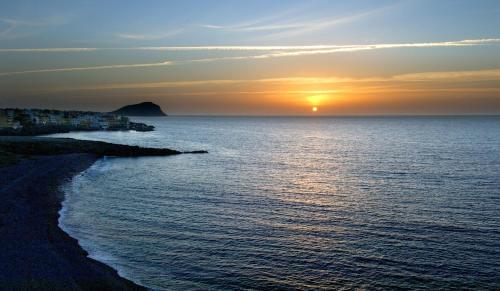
<box><xmin>56</xmin><ymin>117</ymin><xmax>500</xmax><ymax>290</ymax></box>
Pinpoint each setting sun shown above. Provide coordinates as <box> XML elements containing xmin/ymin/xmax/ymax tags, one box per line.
<box><xmin>312</xmin><ymin>106</ymin><xmax>318</xmax><ymax>112</ymax></box>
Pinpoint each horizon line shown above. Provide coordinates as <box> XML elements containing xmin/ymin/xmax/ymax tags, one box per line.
<box><xmin>2</xmin><ymin>106</ymin><xmax>500</xmax><ymax>117</ymax></box>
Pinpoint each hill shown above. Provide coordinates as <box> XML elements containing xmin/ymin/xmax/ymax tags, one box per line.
<box><xmin>112</xmin><ymin>102</ymin><xmax>167</xmax><ymax>116</ymax></box>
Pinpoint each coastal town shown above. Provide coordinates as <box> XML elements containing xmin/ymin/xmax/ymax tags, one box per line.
<box><xmin>0</xmin><ymin>108</ymin><xmax>154</xmax><ymax>135</ymax></box>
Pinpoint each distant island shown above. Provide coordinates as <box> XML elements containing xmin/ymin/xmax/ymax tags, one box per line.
<box><xmin>0</xmin><ymin>105</ymin><xmax>157</xmax><ymax>136</ymax></box>
<box><xmin>112</xmin><ymin>102</ymin><xmax>167</xmax><ymax>117</ymax></box>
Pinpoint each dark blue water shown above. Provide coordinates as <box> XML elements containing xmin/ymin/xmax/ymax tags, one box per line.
<box><xmin>56</xmin><ymin>117</ymin><xmax>500</xmax><ymax>290</ymax></box>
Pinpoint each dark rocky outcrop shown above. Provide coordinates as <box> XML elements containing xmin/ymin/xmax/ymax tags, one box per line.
<box><xmin>129</xmin><ymin>122</ymin><xmax>155</xmax><ymax>132</ymax></box>
<box><xmin>112</xmin><ymin>102</ymin><xmax>167</xmax><ymax>117</ymax></box>
<box><xmin>0</xmin><ymin>137</ymin><xmax>181</xmax><ymax>157</ymax></box>
<box><xmin>0</xmin><ymin>123</ymin><xmax>154</xmax><ymax>136</ymax></box>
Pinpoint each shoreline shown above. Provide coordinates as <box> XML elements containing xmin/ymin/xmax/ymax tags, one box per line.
<box><xmin>57</xmin><ymin>158</ymin><xmax>143</xmax><ymax>287</ymax></box>
<box><xmin>0</xmin><ymin>136</ymin><xmax>206</xmax><ymax>289</ymax></box>
<box><xmin>0</xmin><ymin>154</ymin><xmax>146</xmax><ymax>290</ymax></box>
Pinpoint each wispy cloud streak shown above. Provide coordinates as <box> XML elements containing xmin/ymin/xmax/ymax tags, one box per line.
<box><xmin>0</xmin><ymin>47</ymin><xmax>99</xmax><ymax>52</ymax></box>
<box><xmin>0</xmin><ymin>17</ymin><xmax>67</xmax><ymax>39</ymax></box>
<box><xmin>0</xmin><ymin>19</ymin><xmax>18</xmax><ymax>37</ymax></box>
<box><xmin>0</xmin><ymin>39</ymin><xmax>499</xmax><ymax>76</ymax></box>
<box><xmin>255</xmin><ymin>9</ymin><xmax>384</xmax><ymax>40</ymax></box>
<box><xmin>1</xmin><ymin>38</ymin><xmax>498</xmax><ymax>53</ymax></box>
<box><xmin>0</xmin><ymin>45</ymin><xmax>346</xmax><ymax>52</ymax></box>
<box><xmin>0</xmin><ymin>61</ymin><xmax>172</xmax><ymax>76</ymax></box>
<box><xmin>201</xmin><ymin>1</ymin><xmax>397</xmax><ymax>39</ymax></box>
<box><xmin>236</xmin><ymin>39</ymin><xmax>500</xmax><ymax>59</ymax></box>
<box><xmin>200</xmin><ymin>3</ymin><xmax>311</xmax><ymax>32</ymax></box>
<box><xmin>0</xmin><ymin>18</ymin><xmax>42</xmax><ymax>38</ymax></box>
<box><xmin>117</xmin><ymin>29</ymin><xmax>183</xmax><ymax>40</ymax></box>
<box><xmin>41</xmin><ymin>68</ymin><xmax>500</xmax><ymax>93</ymax></box>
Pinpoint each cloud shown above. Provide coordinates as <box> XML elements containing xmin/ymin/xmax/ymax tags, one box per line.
<box><xmin>0</xmin><ymin>19</ymin><xmax>18</xmax><ymax>37</ymax></box>
<box><xmin>256</xmin><ymin>9</ymin><xmax>384</xmax><ymax>40</ymax></box>
<box><xmin>1</xmin><ymin>38</ymin><xmax>498</xmax><ymax>53</ymax></box>
<box><xmin>0</xmin><ymin>17</ymin><xmax>67</xmax><ymax>39</ymax></box>
<box><xmin>0</xmin><ymin>47</ymin><xmax>99</xmax><ymax>52</ymax></box>
<box><xmin>0</xmin><ymin>61</ymin><xmax>172</xmax><ymax>76</ymax></box>
<box><xmin>0</xmin><ymin>38</ymin><xmax>499</xmax><ymax>76</ymax></box>
<box><xmin>394</xmin><ymin>69</ymin><xmax>500</xmax><ymax>82</ymax></box>
<box><xmin>202</xmin><ymin>22</ymin><xmax>305</xmax><ymax>32</ymax></box>
<box><xmin>233</xmin><ymin>38</ymin><xmax>500</xmax><ymax>59</ymax></box>
<box><xmin>202</xmin><ymin>1</ymin><xmax>399</xmax><ymax>40</ymax></box>
<box><xmin>0</xmin><ymin>18</ymin><xmax>38</xmax><ymax>38</ymax></box>
<box><xmin>38</xmin><ymin>68</ymin><xmax>500</xmax><ymax>93</ymax></box>
<box><xmin>117</xmin><ymin>29</ymin><xmax>183</xmax><ymax>40</ymax></box>
<box><xmin>151</xmin><ymin>38</ymin><xmax>500</xmax><ymax>64</ymax></box>
<box><xmin>200</xmin><ymin>3</ymin><xmax>310</xmax><ymax>32</ymax></box>
<box><xmin>0</xmin><ymin>45</ymin><xmax>346</xmax><ymax>52</ymax></box>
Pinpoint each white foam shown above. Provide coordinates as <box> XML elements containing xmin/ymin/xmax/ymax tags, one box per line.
<box><xmin>58</xmin><ymin>158</ymin><xmax>145</xmax><ymax>288</ymax></box>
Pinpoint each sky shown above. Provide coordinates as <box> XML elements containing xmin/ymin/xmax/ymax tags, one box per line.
<box><xmin>1</xmin><ymin>0</ymin><xmax>500</xmax><ymax>115</ymax></box>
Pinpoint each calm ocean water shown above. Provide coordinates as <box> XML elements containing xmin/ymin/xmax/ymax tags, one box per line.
<box><xmin>55</xmin><ymin>117</ymin><xmax>500</xmax><ymax>290</ymax></box>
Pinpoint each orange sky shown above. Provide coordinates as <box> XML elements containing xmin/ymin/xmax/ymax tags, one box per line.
<box><xmin>1</xmin><ymin>1</ymin><xmax>500</xmax><ymax>115</ymax></box>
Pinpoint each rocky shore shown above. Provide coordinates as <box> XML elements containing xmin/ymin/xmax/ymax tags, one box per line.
<box><xmin>0</xmin><ymin>136</ymin><xmax>206</xmax><ymax>290</ymax></box>
<box><xmin>0</xmin><ymin>122</ymin><xmax>155</xmax><ymax>136</ymax></box>
<box><xmin>0</xmin><ymin>136</ymin><xmax>180</xmax><ymax>157</ymax></box>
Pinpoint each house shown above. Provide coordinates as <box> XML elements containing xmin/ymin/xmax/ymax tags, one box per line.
<box><xmin>0</xmin><ymin>110</ymin><xmax>9</xmax><ymax>128</ymax></box>
<box><xmin>98</xmin><ymin>118</ymin><xmax>110</xmax><ymax>130</ymax></box>
<box><xmin>39</xmin><ymin>113</ymin><xmax>50</xmax><ymax>125</ymax></box>
<box><xmin>106</xmin><ymin>114</ymin><xmax>130</xmax><ymax>129</ymax></box>
<box><xmin>49</xmin><ymin>113</ymin><xmax>60</xmax><ymax>124</ymax></box>
<box><xmin>11</xmin><ymin>121</ymin><xmax>23</xmax><ymax>130</ymax></box>
<box><xmin>0</xmin><ymin>108</ymin><xmax>136</xmax><ymax>132</ymax></box>
<box><xmin>0</xmin><ymin>109</ymin><xmax>23</xmax><ymax>130</ymax></box>
<box><xmin>6</xmin><ymin>109</ymin><xmax>15</xmax><ymax>124</ymax></box>
<box><xmin>26</xmin><ymin>110</ymin><xmax>41</xmax><ymax>124</ymax></box>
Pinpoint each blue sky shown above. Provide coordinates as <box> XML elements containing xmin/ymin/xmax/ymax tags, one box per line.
<box><xmin>1</xmin><ymin>0</ymin><xmax>500</xmax><ymax>114</ymax></box>
<box><xmin>2</xmin><ymin>0</ymin><xmax>500</xmax><ymax>46</ymax></box>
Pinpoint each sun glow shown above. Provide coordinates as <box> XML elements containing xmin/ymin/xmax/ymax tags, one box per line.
<box><xmin>308</xmin><ymin>94</ymin><xmax>325</xmax><ymax>113</ymax></box>
<box><xmin>307</xmin><ymin>95</ymin><xmax>323</xmax><ymax>106</ymax></box>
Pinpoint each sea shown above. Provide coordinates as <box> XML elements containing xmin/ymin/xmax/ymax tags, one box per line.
<box><xmin>53</xmin><ymin>116</ymin><xmax>500</xmax><ymax>290</ymax></box>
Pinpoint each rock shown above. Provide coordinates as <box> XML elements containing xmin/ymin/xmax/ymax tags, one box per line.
<box><xmin>129</xmin><ymin>122</ymin><xmax>155</xmax><ymax>132</ymax></box>
<box><xmin>112</xmin><ymin>102</ymin><xmax>167</xmax><ymax>117</ymax></box>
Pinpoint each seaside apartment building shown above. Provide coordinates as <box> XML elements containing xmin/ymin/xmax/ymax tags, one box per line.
<box><xmin>0</xmin><ymin>110</ymin><xmax>9</xmax><ymax>127</ymax></box>
<box><xmin>0</xmin><ymin>108</ymin><xmax>132</xmax><ymax>132</ymax></box>
<box><xmin>0</xmin><ymin>110</ymin><xmax>8</xmax><ymax>128</ymax></box>
<box><xmin>0</xmin><ymin>109</ymin><xmax>22</xmax><ymax>130</ymax></box>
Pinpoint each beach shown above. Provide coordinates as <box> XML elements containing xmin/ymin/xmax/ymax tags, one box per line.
<box><xmin>0</xmin><ymin>136</ymin><xmax>205</xmax><ymax>290</ymax></box>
